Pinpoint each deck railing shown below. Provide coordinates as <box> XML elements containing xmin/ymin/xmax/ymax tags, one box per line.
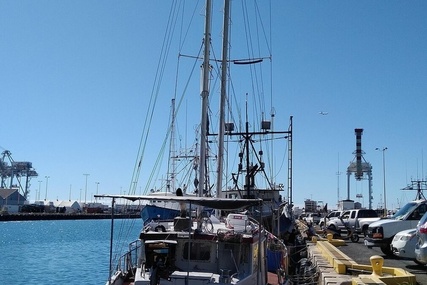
<box><xmin>114</xmin><ymin>240</ymin><xmax>142</xmax><ymax>276</ymax></box>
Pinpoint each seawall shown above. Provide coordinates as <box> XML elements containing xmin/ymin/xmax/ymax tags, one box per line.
<box><xmin>0</xmin><ymin>213</ymin><xmax>140</xmax><ymax>222</ymax></box>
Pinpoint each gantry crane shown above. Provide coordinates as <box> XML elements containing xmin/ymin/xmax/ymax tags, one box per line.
<box><xmin>0</xmin><ymin>150</ymin><xmax>38</xmax><ymax>200</ymax></box>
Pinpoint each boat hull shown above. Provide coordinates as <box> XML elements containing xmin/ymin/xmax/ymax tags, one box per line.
<box><xmin>141</xmin><ymin>204</ymin><xmax>180</xmax><ymax>225</ymax></box>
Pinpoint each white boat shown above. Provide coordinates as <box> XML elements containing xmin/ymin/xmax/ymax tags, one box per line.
<box><xmin>97</xmin><ymin>0</ymin><xmax>292</xmax><ymax>284</ymax></box>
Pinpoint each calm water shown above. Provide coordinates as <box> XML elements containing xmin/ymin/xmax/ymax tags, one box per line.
<box><xmin>0</xmin><ymin>219</ymin><xmax>141</xmax><ymax>285</ymax></box>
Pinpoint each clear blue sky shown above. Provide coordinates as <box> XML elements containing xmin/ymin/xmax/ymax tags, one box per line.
<box><xmin>1</xmin><ymin>1</ymin><xmax>426</xmax><ymax>210</ymax></box>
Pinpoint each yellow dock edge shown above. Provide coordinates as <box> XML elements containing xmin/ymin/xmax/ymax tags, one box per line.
<box><xmin>315</xmin><ymin>239</ymin><xmax>416</xmax><ymax>285</ymax></box>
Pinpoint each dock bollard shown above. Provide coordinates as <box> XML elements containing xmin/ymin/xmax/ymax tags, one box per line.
<box><xmin>370</xmin><ymin>255</ymin><xmax>384</xmax><ymax>276</ymax></box>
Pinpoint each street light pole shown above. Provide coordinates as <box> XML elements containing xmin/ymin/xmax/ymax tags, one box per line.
<box><xmin>95</xmin><ymin>182</ymin><xmax>99</xmax><ymax>202</ymax></box>
<box><xmin>38</xmin><ymin>180</ymin><xmax>42</xmax><ymax>201</ymax></box>
<box><xmin>376</xmin><ymin>147</ymin><xmax>388</xmax><ymax>216</ymax></box>
<box><xmin>44</xmin><ymin>176</ymin><xmax>50</xmax><ymax>201</ymax></box>
<box><xmin>83</xmin><ymin>173</ymin><xmax>90</xmax><ymax>205</ymax></box>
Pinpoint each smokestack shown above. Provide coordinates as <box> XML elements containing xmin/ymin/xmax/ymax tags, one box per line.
<box><xmin>355</xmin><ymin>128</ymin><xmax>363</xmax><ymax>180</ymax></box>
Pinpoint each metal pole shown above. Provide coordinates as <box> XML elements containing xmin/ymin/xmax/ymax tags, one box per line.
<box><xmin>376</xmin><ymin>147</ymin><xmax>387</xmax><ymax>216</ymax></box>
<box><xmin>216</xmin><ymin>0</ymin><xmax>230</xmax><ymax>200</ymax></box>
<box><xmin>198</xmin><ymin>0</ymin><xmax>212</xmax><ymax>197</ymax></box>
<box><xmin>83</xmin><ymin>173</ymin><xmax>90</xmax><ymax>205</ymax></box>
<box><xmin>108</xmin><ymin>198</ymin><xmax>115</xmax><ymax>285</ymax></box>
<box><xmin>382</xmin><ymin>148</ymin><xmax>387</xmax><ymax>216</ymax></box>
<box><xmin>95</xmin><ymin>182</ymin><xmax>100</xmax><ymax>202</ymax></box>
<box><xmin>44</xmin><ymin>176</ymin><xmax>49</xmax><ymax>200</ymax></box>
<box><xmin>38</xmin><ymin>180</ymin><xmax>42</xmax><ymax>201</ymax></box>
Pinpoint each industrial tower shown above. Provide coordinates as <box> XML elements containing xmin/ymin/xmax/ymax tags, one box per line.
<box><xmin>0</xmin><ymin>150</ymin><xmax>38</xmax><ymax>200</ymax></box>
<box><xmin>346</xmin><ymin>129</ymin><xmax>373</xmax><ymax>209</ymax></box>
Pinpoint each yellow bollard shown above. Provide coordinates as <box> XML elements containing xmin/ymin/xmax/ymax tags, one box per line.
<box><xmin>370</xmin><ymin>255</ymin><xmax>384</xmax><ymax>276</ymax></box>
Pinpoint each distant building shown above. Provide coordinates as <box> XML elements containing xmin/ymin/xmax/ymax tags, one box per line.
<box><xmin>304</xmin><ymin>199</ymin><xmax>317</xmax><ymax>213</ymax></box>
<box><xmin>34</xmin><ymin>200</ymin><xmax>83</xmax><ymax>213</ymax></box>
<box><xmin>54</xmin><ymin>200</ymin><xmax>82</xmax><ymax>213</ymax></box>
<box><xmin>354</xmin><ymin>201</ymin><xmax>362</xmax><ymax>209</ymax></box>
<box><xmin>0</xmin><ymin>188</ymin><xmax>26</xmax><ymax>213</ymax></box>
<box><xmin>85</xmin><ymin>202</ymin><xmax>106</xmax><ymax>213</ymax></box>
<box><xmin>338</xmin><ymin>199</ymin><xmax>355</xmax><ymax>211</ymax></box>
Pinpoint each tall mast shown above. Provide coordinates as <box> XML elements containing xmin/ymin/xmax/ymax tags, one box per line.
<box><xmin>198</xmin><ymin>0</ymin><xmax>212</xmax><ymax>198</ymax></box>
<box><xmin>167</xmin><ymin>98</ymin><xmax>176</xmax><ymax>193</ymax></box>
<box><xmin>216</xmin><ymin>0</ymin><xmax>230</xmax><ymax>199</ymax></box>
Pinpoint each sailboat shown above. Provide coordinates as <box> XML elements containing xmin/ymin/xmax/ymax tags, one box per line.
<box><xmin>140</xmin><ymin>98</ymin><xmax>199</xmax><ymax>226</ymax></box>
<box><xmin>96</xmin><ymin>1</ymin><xmax>291</xmax><ymax>284</ymax></box>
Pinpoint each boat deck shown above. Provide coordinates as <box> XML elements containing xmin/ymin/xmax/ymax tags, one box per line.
<box><xmin>121</xmin><ymin>272</ymin><xmax>281</xmax><ymax>285</ymax></box>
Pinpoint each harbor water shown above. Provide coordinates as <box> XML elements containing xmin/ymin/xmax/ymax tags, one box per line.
<box><xmin>0</xmin><ymin>219</ymin><xmax>141</xmax><ymax>285</ymax></box>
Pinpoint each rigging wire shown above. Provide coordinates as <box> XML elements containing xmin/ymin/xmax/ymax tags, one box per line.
<box><xmin>130</xmin><ymin>0</ymin><xmax>181</xmax><ymax>196</ymax></box>
<box><xmin>113</xmin><ymin>0</ymin><xmax>184</xmax><ymax>268</ymax></box>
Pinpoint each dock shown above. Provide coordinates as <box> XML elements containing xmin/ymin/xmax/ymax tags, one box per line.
<box><xmin>307</xmin><ymin>235</ymin><xmax>416</xmax><ymax>285</ymax></box>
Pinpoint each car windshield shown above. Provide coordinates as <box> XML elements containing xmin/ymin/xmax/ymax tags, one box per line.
<box><xmin>392</xmin><ymin>202</ymin><xmax>418</xmax><ymax>220</ymax></box>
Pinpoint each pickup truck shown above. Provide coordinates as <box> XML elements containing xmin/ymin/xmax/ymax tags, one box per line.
<box><xmin>326</xmin><ymin>209</ymin><xmax>379</xmax><ymax>234</ymax></box>
<box><xmin>365</xmin><ymin>199</ymin><xmax>427</xmax><ymax>255</ymax></box>
<box><xmin>319</xmin><ymin>210</ymin><xmax>342</xmax><ymax>228</ymax></box>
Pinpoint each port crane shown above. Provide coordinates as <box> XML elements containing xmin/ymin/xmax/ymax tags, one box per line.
<box><xmin>0</xmin><ymin>150</ymin><xmax>38</xmax><ymax>200</ymax></box>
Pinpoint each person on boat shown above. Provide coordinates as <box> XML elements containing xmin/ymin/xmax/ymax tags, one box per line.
<box><xmin>150</xmin><ymin>255</ymin><xmax>165</xmax><ymax>285</ymax></box>
<box><xmin>176</xmin><ymin>187</ymin><xmax>186</xmax><ymax>217</ymax></box>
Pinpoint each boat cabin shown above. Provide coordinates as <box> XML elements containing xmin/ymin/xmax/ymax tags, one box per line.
<box><xmin>136</xmin><ymin>215</ymin><xmax>264</xmax><ymax>285</ymax></box>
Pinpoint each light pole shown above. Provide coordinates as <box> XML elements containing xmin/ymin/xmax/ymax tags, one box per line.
<box><xmin>44</xmin><ymin>176</ymin><xmax>50</xmax><ymax>201</ymax></box>
<box><xmin>69</xmin><ymin>184</ymin><xmax>72</xmax><ymax>201</ymax></box>
<box><xmin>38</xmin><ymin>180</ymin><xmax>42</xmax><ymax>201</ymax></box>
<box><xmin>83</xmin><ymin>173</ymin><xmax>90</xmax><ymax>205</ymax></box>
<box><xmin>95</xmin><ymin>182</ymin><xmax>100</xmax><ymax>202</ymax></box>
<box><xmin>376</xmin><ymin>147</ymin><xmax>388</xmax><ymax>216</ymax></box>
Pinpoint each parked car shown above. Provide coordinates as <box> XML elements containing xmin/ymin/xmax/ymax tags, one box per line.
<box><xmin>391</xmin><ymin>228</ymin><xmax>420</xmax><ymax>264</ymax></box>
<box><xmin>305</xmin><ymin>213</ymin><xmax>322</xmax><ymax>225</ymax></box>
<box><xmin>415</xmin><ymin>211</ymin><xmax>427</xmax><ymax>265</ymax></box>
<box><xmin>319</xmin><ymin>210</ymin><xmax>341</xmax><ymax>228</ymax></box>
<box><xmin>326</xmin><ymin>209</ymin><xmax>378</xmax><ymax>234</ymax></box>
<box><xmin>365</xmin><ymin>199</ymin><xmax>427</xmax><ymax>255</ymax></box>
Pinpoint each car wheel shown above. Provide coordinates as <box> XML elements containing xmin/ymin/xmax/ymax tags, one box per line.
<box><xmin>351</xmin><ymin>234</ymin><xmax>359</xmax><ymax>243</ymax></box>
<box><xmin>414</xmin><ymin>259</ymin><xmax>425</xmax><ymax>266</ymax></box>
<box><xmin>328</xmin><ymin>224</ymin><xmax>336</xmax><ymax>231</ymax></box>
<box><xmin>380</xmin><ymin>243</ymin><xmax>392</xmax><ymax>256</ymax></box>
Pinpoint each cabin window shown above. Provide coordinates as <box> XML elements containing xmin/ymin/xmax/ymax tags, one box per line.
<box><xmin>183</xmin><ymin>242</ymin><xmax>211</xmax><ymax>261</ymax></box>
<box><xmin>145</xmin><ymin>243</ymin><xmax>173</xmax><ymax>269</ymax></box>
